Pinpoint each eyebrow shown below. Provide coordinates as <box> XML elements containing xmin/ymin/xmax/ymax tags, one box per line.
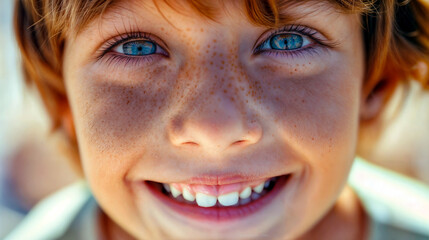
<box><xmin>77</xmin><ymin>0</ymin><xmax>340</xmax><ymax>41</ymax></box>
<box><xmin>98</xmin><ymin>0</ymin><xmax>338</xmax><ymax>28</ymax></box>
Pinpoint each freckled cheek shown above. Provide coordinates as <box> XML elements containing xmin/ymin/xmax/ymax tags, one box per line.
<box><xmin>72</xmin><ymin>73</ymin><xmax>175</xmax><ymax>154</ymax></box>
<box><xmin>265</xmin><ymin>73</ymin><xmax>360</xmax><ymax>153</ymax></box>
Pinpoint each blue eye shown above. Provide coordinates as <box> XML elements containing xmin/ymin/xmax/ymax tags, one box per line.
<box><xmin>119</xmin><ymin>40</ymin><xmax>156</xmax><ymax>56</ymax></box>
<box><xmin>257</xmin><ymin>32</ymin><xmax>312</xmax><ymax>52</ymax></box>
<box><xmin>270</xmin><ymin>34</ymin><xmax>303</xmax><ymax>50</ymax></box>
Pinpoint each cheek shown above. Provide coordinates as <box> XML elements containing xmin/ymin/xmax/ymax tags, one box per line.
<box><xmin>259</xmin><ymin>63</ymin><xmax>362</xmax><ymax>163</ymax></box>
<box><xmin>65</xmin><ymin>65</ymin><xmax>176</xmax><ymax>185</ymax></box>
<box><xmin>72</xmin><ymin>65</ymin><xmax>174</xmax><ymax>152</ymax></box>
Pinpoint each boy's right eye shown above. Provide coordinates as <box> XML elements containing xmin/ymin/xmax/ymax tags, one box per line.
<box><xmin>114</xmin><ymin>40</ymin><xmax>157</xmax><ymax>56</ymax></box>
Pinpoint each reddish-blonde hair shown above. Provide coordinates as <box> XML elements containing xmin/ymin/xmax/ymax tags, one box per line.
<box><xmin>14</xmin><ymin>0</ymin><xmax>429</xmax><ymax>170</ymax></box>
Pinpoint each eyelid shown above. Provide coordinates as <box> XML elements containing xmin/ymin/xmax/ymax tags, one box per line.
<box><xmin>256</xmin><ymin>33</ymin><xmax>314</xmax><ymax>53</ymax></box>
<box><xmin>96</xmin><ymin>32</ymin><xmax>169</xmax><ymax>60</ymax></box>
<box><xmin>112</xmin><ymin>39</ymin><xmax>165</xmax><ymax>55</ymax></box>
<box><xmin>253</xmin><ymin>25</ymin><xmax>334</xmax><ymax>53</ymax></box>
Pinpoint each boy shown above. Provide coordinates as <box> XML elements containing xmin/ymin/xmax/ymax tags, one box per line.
<box><xmin>7</xmin><ymin>0</ymin><xmax>429</xmax><ymax>239</ymax></box>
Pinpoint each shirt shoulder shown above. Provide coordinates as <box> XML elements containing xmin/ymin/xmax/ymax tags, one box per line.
<box><xmin>4</xmin><ymin>180</ymin><xmax>97</xmax><ymax>240</ymax></box>
<box><xmin>348</xmin><ymin>157</ymin><xmax>429</xmax><ymax>239</ymax></box>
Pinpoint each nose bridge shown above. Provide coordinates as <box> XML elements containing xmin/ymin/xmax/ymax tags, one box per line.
<box><xmin>168</xmin><ymin>49</ymin><xmax>262</xmax><ymax>153</ymax></box>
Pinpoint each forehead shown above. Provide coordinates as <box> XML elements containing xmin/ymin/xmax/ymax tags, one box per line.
<box><xmin>75</xmin><ymin>0</ymin><xmax>360</xmax><ymax>36</ymax></box>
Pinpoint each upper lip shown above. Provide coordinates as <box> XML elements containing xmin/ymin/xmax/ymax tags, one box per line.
<box><xmin>188</xmin><ymin>174</ymin><xmax>273</xmax><ymax>185</ymax></box>
<box><xmin>144</xmin><ymin>173</ymin><xmax>289</xmax><ymax>186</ymax></box>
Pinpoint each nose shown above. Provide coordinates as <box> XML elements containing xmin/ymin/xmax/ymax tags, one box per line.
<box><xmin>168</xmin><ymin>93</ymin><xmax>262</xmax><ymax>152</ymax></box>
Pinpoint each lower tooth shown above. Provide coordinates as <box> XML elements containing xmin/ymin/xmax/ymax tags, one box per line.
<box><xmin>239</xmin><ymin>197</ymin><xmax>251</xmax><ymax>205</ymax></box>
<box><xmin>251</xmin><ymin>192</ymin><xmax>261</xmax><ymax>200</ymax></box>
<box><xmin>264</xmin><ymin>181</ymin><xmax>270</xmax><ymax>188</ymax></box>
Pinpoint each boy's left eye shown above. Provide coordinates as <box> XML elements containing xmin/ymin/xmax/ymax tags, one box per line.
<box><xmin>257</xmin><ymin>33</ymin><xmax>313</xmax><ymax>52</ymax></box>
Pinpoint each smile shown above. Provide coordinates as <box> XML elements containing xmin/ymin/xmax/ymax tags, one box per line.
<box><xmin>143</xmin><ymin>174</ymin><xmax>291</xmax><ymax>222</ymax></box>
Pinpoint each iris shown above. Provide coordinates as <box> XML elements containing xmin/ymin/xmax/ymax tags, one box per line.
<box><xmin>122</xmin><ymin>40</ymin><xmax>156</xmax><ymax>56</ymax></box>
<box><xmin>270</xmin><ymin>34</ymin><xmax>303</xmax><ymax>50</ymax></box>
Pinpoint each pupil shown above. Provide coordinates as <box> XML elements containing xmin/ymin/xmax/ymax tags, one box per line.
<box><xmin>137</xmin><ymin>46</ymin><xmax>142</xmax><ymax>51</ymax></box>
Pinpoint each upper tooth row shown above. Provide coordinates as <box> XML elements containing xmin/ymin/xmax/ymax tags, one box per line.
<box><xmin>163</xmin><ymin>180</ymin><xmax>271</xmax><ymax>208</ymax></box>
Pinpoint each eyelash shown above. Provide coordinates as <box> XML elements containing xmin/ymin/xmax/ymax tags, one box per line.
<box><xmin>96</xmin><ymin>32</ymin><xmax>166</xmax><ymax>67</ymax></box>
<box><xmin>253</xmin><ymin>25</ymin><xmax>331</xmax><ymax>58</ymax></box>
<box><xmin>96</xmin><ymin>25</ymin><xmax>330</xmax><ymax>66</ymax></box>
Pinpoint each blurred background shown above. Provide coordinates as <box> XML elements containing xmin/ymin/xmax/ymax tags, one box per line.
<box><xmin>0</xmin><ymin>0</ymin><xmax>78</xmax><ymax>237</ymax></box>
<box><xmin>0</xmin><ymin>0</ymin><xmax>428</xmax><ymax>238</ymax></box>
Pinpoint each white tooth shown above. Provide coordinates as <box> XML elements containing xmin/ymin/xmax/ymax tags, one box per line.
<box><xmin>170</xmin><ymin>185</ymin><xmax>181</xmax><ymax>198</ymax></box>
<box><xmin>182</xmin><ymin>188</ymin><xmax>195</xmax><ymax>202</ymax></box>
<box><xmin>196</xmin><ymin>193</ymin><xmax>217</xmax><ymax>207</ymax></box>
<box><xmin>218</xmin><ymin>192</ymin><xmax>239</xmax><ymax>206</ymax></box>
<box><xmin>253</xmin><ymin>183</ymin><xmax>264</xmax><ymax>193</ymax></box>
<box><xmin>163</xmin><ymin>184</ymin><xmax>171</xmax><ymax>193</ymax></box>
<box><xmin>264</xmin><ymin>180</ymin><xmax>270</xmax><ymax>188</ymax></box>
<box><xmin>239</xmin><ymin>187</ymin><xmax>251</xmax><ymax>199</ymax></box>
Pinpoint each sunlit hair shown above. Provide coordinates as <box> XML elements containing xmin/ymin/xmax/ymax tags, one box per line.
<box><xmin>14</xmin><ymin>0</ymin><xmax>429</xmax><ymax>170</ymax></box>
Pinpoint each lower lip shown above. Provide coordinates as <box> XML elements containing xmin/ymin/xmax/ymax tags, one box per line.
<box><xmin>142</xmin><ymin>175</ymin><xmax>291</xmax><ymax>222</ymax></box>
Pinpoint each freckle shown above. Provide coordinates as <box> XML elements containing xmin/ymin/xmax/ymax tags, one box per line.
<box><xmin>161</xmin><ymin>27</ymin><xmax>164</xmax><ymax>31</ymax></box>
<box><xmin>294</xmin><ymin>125</ymin><xmax>297</xmax><ymax>128</ymax></box>
<box><xmin>221</xmin><ymin>61</ymin><xmax>225</xmax><ymax>64</ymax></box>
<box><xmin>220</xmin><ymin>66</ymin><xmax>224</xmax><ymax>69</ymax></box>
<box><xmin>224</xmin><ymin>89</ymin><xmax>227</xmax><ymax>93</ymax></box>
<box><xmin>213</xmin><ymin>39</ymin><xmax>217</xmax><ymax>43</ymax></box>
<box><xmin>186</xmin><ymin>28</ymin><xmax>191</xmax><ymax>31</ymax></box>
<box><xmin>210</xmin><ymin>61</ymin><xmax>213</xmax><ymax>65</ymax></box>
<box><xmin>246</xmin><ymin>100</ymin><xmax>248</xmax><ymax>103</ymax></box>
<box><xmin>228</xmin><ymin>83</ymin><xmax>232</xmax><ymax>87</ymax></box>
<box><xmin>219</xmin><ymin>53</ymin><xmax>223</xmax><ymax>57</ymax></box>
<box><xmin>302</xmin><ymin>100</ymin><xmax>305</xmax><ymax>103</ymax></box>
<box><xmin>200</xmin><ymin>28</ymin><xmax>204</xmax><ymax>32</ymax></box>
<box><xmin>207</xmin><ymin>44</ymin><xmax>211</xmax><ymax>48</ymax></box>
<box><xmin>294</xmin><ymin>68</ymin><xmax>298</xmax><ymax>72</ymax></box>
<box><xmin>206</xmin><ymin>50</ymin><xmax>209</xmax><ymax>53</ymax></box>
<box><xmin>210</xmin><ymin>91</ymin><xmax>214</xmax><ymax>95</ymax></box>
<box><xmin>312</xmin><ymin>137</ymin><xmax>314</xmax><ymax>140</ymax></box>
<box><xmin>230</xmin><ymin>97</ymin><xmax>234</xmax><ymax>101</ymax></box>
<box><xmin>126</xmin><ymin>100</ymin><xmax>130</xmax><ymax>105</ymax></box>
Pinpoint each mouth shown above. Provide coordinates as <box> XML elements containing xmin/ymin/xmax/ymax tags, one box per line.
<box><xmin>143</xmin><ymin>174</ymin><xmax>291</xmax><ymax>222</ymax></box>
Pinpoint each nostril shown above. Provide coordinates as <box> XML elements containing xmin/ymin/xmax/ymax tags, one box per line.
<box><xmin>231</xmin><ymin>140</ymin><xmax>247</xmax><ymax>146</ymax></box>
<box><xmin>182</xmin><ymin>142</ymin><xmax>199</xmax><ymax>146</ymax></box>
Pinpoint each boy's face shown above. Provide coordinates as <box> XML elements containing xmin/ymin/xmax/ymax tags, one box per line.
<box><xmin>64</xmin><ymin>0</ymin><xmax>364</xmax><ymax>239</ymax></box>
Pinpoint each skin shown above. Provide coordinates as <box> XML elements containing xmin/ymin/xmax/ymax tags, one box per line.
<box><xmin>63</xmin><ymin>0</ymin><xmax>372</xmax><ymax>239</ymax></box>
